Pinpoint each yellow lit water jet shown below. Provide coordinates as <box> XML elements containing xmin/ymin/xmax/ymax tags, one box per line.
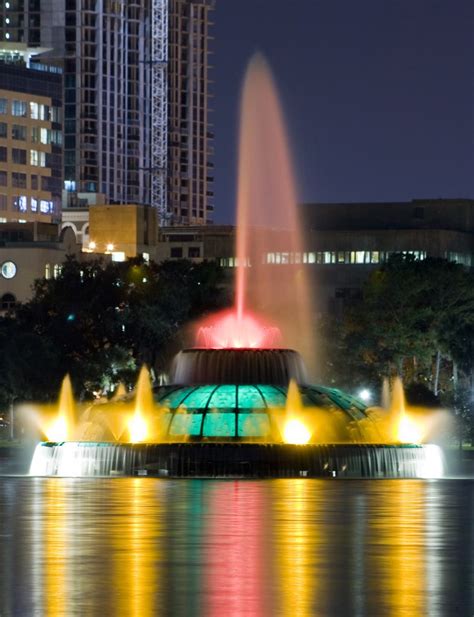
<box><xmin>282</xmin><ymin>380</ymin><xmax>312</xmax><ymax>444</ymax></box>
<box><xmin>45</xmin><ymin>375</ymin><xmax>75</xmax><ymax>441</ymax></box>
<box><xmin>127</xmin><ymin>366</ymin><xmax>154</xmax><ymax>443</ymax></box>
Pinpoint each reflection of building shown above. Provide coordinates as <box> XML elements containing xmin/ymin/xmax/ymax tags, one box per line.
<box><xmin>0</xmin><ymin>1</ymin><xmax>215</xmax><ymax>224</ymax></box>
<box><xmin>0</xmin><ymin>58</ymin><xmax>62</xmax><ymax>225</ymax></box>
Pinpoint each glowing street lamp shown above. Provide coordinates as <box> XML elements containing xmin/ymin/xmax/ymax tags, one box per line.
<box><xmin>358</xmin><ymin>388</ymin><xmax>372</xmax><ymax>403</ymax></box>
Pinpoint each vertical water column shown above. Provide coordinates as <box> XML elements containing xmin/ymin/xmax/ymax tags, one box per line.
<box><xmin>235</xmin><ymin>54</ymin><xmax>316</xmax><ymax>372</ymax></box>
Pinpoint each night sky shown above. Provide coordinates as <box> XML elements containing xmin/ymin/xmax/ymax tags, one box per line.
<box><xmin>211</xmin><ymin>1</ymin><xmax>474</xmax><ymax>223</ymax></box>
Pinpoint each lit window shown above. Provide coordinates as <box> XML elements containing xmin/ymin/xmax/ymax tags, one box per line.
<box><xmin>40</xmin><ymin>200</ymin><xmax>53</xmax><ymax>213</ymax></box>
<box><xmin>337</xmin><ymin>251</ymin><xmax>345</xmax><ymax>263</ymax></box>
<box><xmin>53</xmin><ymin>264</ymin><xmax>61</xmax><ymax>279</ymax></box>
<box><xmin>371</xmin><ymin>252</ymin><xmax>379</xmax><ymax>263</ymax></box>
<box><xmin>356</xmin><ymin>251</ymin><xmax>365</xmax><ymax>264</ymax></box>
<box><xmin>308</xmin><ymin>252</ymin><xmax>316</xmax><ymax>264</ymax></box>
<box><xmin>30</xmin><ymin>102</ymin><xmax>39</xmax><ymax>119</ymax></box>
<box><xmin>45</xmin><ymin>264</ymin><xmax>51</xmax><ymax>279</ymax></box>
<box><xmin>302</xmin><ymin>253</ymin><xmax>308</xmax><ymax>264</ymax></box>
<box><xmin>0</xmin><ymin>99</ymin><xmax>7</xmax><ymax>115</ymax></box>
<box><xmin>40</xmin><ymin>128</ymin><xmax>51</xmax><ymax>144</ymax></box>
<box><xmin>31</xmin><ymin>198</ymin><xmax>38</xmax><ymax>212</ymax></box>
<box><xmin>275</xmin><ymin>253</ymin><xmax>281</xmax><ymax>264</ymax></box>
<box><xmin>13</xmin><ymin>196</ymin><xmax>27</xmax><ymax>212</ymax></box>
<box><xmin>281</xmin><ymin>252</ymin><xmax>289</xmax><ymax>264</ymax></box>
<box><xmin>267</xmin><ymin>252</ymin><xmax>275</xmax><ymax>264</ymax></box>
<box><xmin>324</xmin><ymin>252</ymin><xmax>332</xmax><ymax>264</ymax></box>
<box><xmin>294</xmin><ymin>252</ymin><xmax>301</xmax><ymax>264</ymax></box>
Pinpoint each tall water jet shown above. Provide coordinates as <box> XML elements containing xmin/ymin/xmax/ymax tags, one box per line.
<box><xmin>234</xmin><ymin>53</ymin><xmax>316</xmax><ymax>372</ymax></box>
<box><xmin>45</xmin><ymin>375</ymin><xmax>76</xmax><ymax>442</ymax></box>
<box><xmin>128</xmin><ymin>366</ymin><xmax>154</xmax><ymax>443</ymax></box>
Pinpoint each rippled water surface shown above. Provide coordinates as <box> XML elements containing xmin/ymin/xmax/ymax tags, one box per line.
<box><xmin>0</xmin><ymin>478</ymin><xmax>473</xmax><ymax>616</ymax></box>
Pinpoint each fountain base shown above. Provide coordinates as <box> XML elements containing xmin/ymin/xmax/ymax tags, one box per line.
<box><xmin>29</xmin><ymin>442</ymin><xmax>443</xmax><ymax>478</ymax></box>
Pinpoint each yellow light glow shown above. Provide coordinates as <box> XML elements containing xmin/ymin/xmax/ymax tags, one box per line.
<box><xmin>88</xmin><ymin>241</ymin><xmax>96</xmax><ymax>250</ymax></box>
<box><xmin>283</xmin><ymin>418</ymin><xmax>311</xmax><ymax>444</ymax></box>
<box><xmin>106</xmin><ymin>243</ymin><xmax>114</xmax><ymax>252</ymax></box>
<box><xmin>128</xmin><ymin>413</ymin><xmax>148</xmax><ymax>443</ymax></box>
<box><xmin>46</xmin><ymin>416</ymin><xmax>68</xmax><ymax>442</ymax></box>
<box><xmin>397</xmin><ymin>413</ymin><xmax>423</xmax><ymax>444</ymax></box>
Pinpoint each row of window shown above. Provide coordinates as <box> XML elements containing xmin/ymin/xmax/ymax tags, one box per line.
<box><xmin>170</xmin><ymin>246</ymin><xmax>201</xmax><ymax>259</ymax></box>
<box><xmin>0</xmin><ymin>99</ymin><xmax>61</xmax><ymax>123</ymax></box>
<box><xmin>0</xmin><ymin>171</ymin><xmax>56</xmax><ymax>190</ymax></box>
<box><xmin>265</xmin><ymin>251</ymin><xmax>428</xmax><ymax>265</ymax></box>
<box><xmin>218</xmin><ymin>251</ymin><xmax>473</xmax><ymax>268</ymax></box>
<box><xmin>0</xmin><ymin>147</ymin><xmax>49</xmax><ymax>167</ymax></box>
<box><xmin>0</xmin><ymin>123</ymin><xmax>62</xmax><ymax>145</ymax></box>
<box><xmin>0</xmin><ymin>194</ymin><xmax>55</xmax><ymax>214</ymax></box>
<box><xmin>44</xmin><ymin>264</ymin><xmax>62</xmax><ymax>280</ymax></box>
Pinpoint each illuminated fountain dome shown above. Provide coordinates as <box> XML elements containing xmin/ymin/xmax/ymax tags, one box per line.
<box><xmin>30</xmin><ymin>347</ymin><xmax>443</xmax><ymax>478</ymax></box>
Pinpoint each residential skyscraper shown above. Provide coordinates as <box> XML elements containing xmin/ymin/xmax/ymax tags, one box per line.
<box><xmin>0</xmin><ymin>0</ymin><xmax>214</xmax><ymax>225</ymax></box>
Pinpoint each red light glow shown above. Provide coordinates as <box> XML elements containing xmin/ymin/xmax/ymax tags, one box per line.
<box><xmin>196</xmin><ymin>309</ymin><xmax>281</xmax><ymax>349</ymax></box>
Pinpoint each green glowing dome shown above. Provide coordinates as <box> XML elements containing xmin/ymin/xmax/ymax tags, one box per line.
<box><xmin>154</xmin><ymin>384</ymin><xmax>369</xmax><ymax>441</ymax></box>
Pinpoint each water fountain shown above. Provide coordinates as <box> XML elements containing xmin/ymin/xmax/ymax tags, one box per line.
<box><xmin>29</xmin><ymin>55</ymin><xmax>443</xmax><ymax>478</ymax></box>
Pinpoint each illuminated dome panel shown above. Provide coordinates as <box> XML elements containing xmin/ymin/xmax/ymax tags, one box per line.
<box><xmin>154</xmin><ymin>384</ymin><xmax>369</xmax><ymax>440</ymax></box>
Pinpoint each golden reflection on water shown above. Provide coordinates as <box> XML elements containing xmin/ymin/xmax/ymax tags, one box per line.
<box><xmin>0</xmin><ymin>478</ymin><xmax>472</xmax><ymax>616</ymax></box>
<box><xmin>366</xmin><ymin>481</ymin><xmax>427</xmax><ymax>617</ymax></box>
<box><xmin>272</xmin><ymin>479</ymin><xmax>318</xmax><ymax>617</ymax></box>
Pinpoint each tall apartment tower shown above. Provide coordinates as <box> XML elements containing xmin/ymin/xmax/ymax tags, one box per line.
<box><xmin>0</xmin><ymin>0</ymin><xmax>214</xmax><ymax>225</ymax></box>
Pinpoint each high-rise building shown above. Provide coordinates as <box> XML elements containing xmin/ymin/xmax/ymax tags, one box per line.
<box><xmin>0</xmin><ymin>55</ymin><xmax>63</xmax><ymax>228</ymax></box>
<box><xmin>0</xmin><ymin>0</ymin><xmax>214</xmax><ymax>225</ymax></box>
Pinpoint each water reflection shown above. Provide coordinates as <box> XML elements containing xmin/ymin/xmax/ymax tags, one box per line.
<box><xmin>0</xmin><ymin>478</ymin><xmax>472</xmax><ymax>616</ymax></box>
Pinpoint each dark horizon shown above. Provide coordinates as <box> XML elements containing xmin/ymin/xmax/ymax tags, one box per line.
<box><xmin>212</xmin><ymin>0</ymin><xmax>474</xmax><ymax>223</ymax></box>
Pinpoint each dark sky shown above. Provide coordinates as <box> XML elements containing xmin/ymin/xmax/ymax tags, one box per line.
<box><xmin>211</xmin><ymin>0</ymin><xmax>474</xmax><ymax>223</ymax></box>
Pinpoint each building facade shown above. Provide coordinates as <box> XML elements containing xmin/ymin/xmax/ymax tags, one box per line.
<box><xmin>0</xmin><ymin>0</ymin><xmax>214</xmax><ymax>225</ymax></box>
<box><xmin>0</xmin><ymin>59</ymin><xmax>62</xmax><ymax>226</ymax></box>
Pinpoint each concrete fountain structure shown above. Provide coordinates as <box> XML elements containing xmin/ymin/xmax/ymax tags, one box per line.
<box><xmin>29</xmin><ymin>55</ymin><xmax>444</xmax><ymax>479</ymax></box>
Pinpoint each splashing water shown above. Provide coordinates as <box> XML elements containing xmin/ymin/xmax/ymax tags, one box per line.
<box><xmin>196</xmin><ymin>309</ymin><xmax>281</xmax><ymax>349</ymax></box>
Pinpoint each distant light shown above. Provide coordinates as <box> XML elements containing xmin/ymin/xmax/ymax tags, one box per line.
<box><xmin>142</xmin><ymin>252</ymin><xmax>150</xmax><ymax>263</ymax></box>
<box><xmin>5</xmin><ymin>2</ymin><xmax>10</xmax><ymax>8</ymax></box>
<box><xmin>142</xmin><ymin>277</ymin><xmax>147</xmax><ymax>283</ymax></box>
<box><xmin>106</xmin><ymin>243</ymin><xmax>114</xmax><ymax>252</ymax></box>
<box><xmin>88</xmin><ymin>241</ymin><xmax>96</xmax><ymax>250</ymax></box>
<box><xmin>358</xmin><ymin>388</ymin><xmax>372</xmax><ymax>402</ymax></box>
<box><xmin>67</xmin><ymin>313</ymin><xmax>75</xmax><ymax>322</ymax></box>
<box><xmin>111</xmin><ymin>251</ymin><xmax>126</xmax><ymax>262</ymax></box>
<box><xmin>5</xmin><ymin>33</ymin><xmax>10</xmax><ymax>40</ymax></box>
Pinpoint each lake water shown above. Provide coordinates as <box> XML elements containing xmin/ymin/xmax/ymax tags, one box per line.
<box><xmin>0</xmin><ymin>477</ymin><xmax>473</xmax><ymax>616</ymax></box>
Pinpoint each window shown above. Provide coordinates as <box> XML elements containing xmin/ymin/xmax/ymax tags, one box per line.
<box><xmin>39</xmin><ymin>104</ymin><xmax>49</xmax><ymax>121</ymax></box>
<box><xmin>50</xmin><ymin>107</ymin><xmax>61</xmax><ymax>123</ymax></box>
<box><xmin>12</xmin><ymin>172</ymin><xmax>26</xmax><ymax>188</ymax></box>
<box><xmin>31</xmin><ymin>175</ymin><xmax>38</xmax><ymax>189</ymax></box>
<box><xmin>1</xmin><ymin>294</ymin><xmax>16</xmax><ymax>311</ymax></box>
<box><xmin>0</xmin><ymin>99</ymin><xmax>7</xmax><ymax>114</ymax></box>
<box><xmin>0</xmin><ymin>171</ymin><xmax>6</xmax><ymax>187</ymax></box>
<box><xmin>40</xmin><ymin>128</ymin><xmax>51</xmax><ymax>144</ymax></box>
<box><xmin>188</xmin><ymin>247</ymin><xmax>200</xmax><ymax>258</ymax></box>
<box><xmin>31</xmin><ymin>197</ymin><xmax>38</xmax><ymax>212</ymax></box>
<box><xmin>40</xmin><ymin>199</ymin><xmax>53</xmax><ymax>213</ymax></box>
<box><xmin>12</xmin><ymin>100</ymin><xmax>27</xmax><ymax>117</ymax></box>
<box><xmin>30</xmin><ymin>150</ymin><xmax>46</xmax><ymax>167</ymax></box>
<box><xmin>0</xmin><ymin>122</ymin><xmax>6</xmax><ymax>138</ymax></box>
<box><xmin>30</xmin><ymin>102</ymin><xmax>39</xmax><ymax>119</ymax></box>
<box><xmin>12</xmin><ymin>196</ymin><xmax>27</xmax><ymax>212</ymax></box>
<box><xmin>170</xmin><ymin>246</ymin><xmax>183</xmax><ymax>258</ymax></box>
<box><xmin>0</xmin><ymin>194</ymin><xmax>7</xmax><ymax>211</ymax></box>
<box><xmin>53</xmin><ymin>264</ymin><xmax>61</xmax><ymax>279</ymax></box>
<box><xmin>45</xmin><ymin>264</ymin><xmax>51</xmax><ymax>279</ymax></box>
<box><xmin>0</xmin><ymin>147</ymin><xmax>7</xmax><ymax>162</ymax></box>
<box><xmin>32</xmin><ymin>127</ymin><xmax>40</xmax><ymax>143</ymax></box>
<box><xmin>12</xmin><ymin>149</ymin><xmax>27</xmax><ymax>164</ymax></box>
<box><xmin>12</xmin><ymin>124</ymin><xmax>27</xmax><ymax>141</ymax></box>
